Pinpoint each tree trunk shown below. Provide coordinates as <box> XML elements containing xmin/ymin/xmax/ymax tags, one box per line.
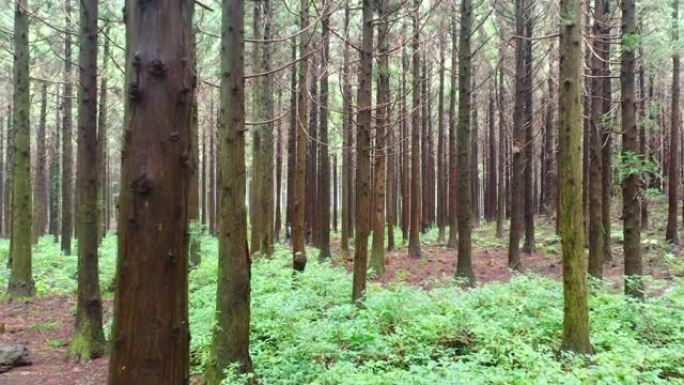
<box><xmin>250</xmin><ymin>0</ymin><xmax>275</xmax><ymax>257</ymax></box>
<box><xmin>97</xmin><ymin>26</ymin><xmax>110</xmax><ymax>244</ymax></box>
<box><xmin>496</xmin><ymin>65</ymin><xmax>506</xmax><ymax>238</ymax></box>
<box><xmin>292</xmin><ymin>0</ymin><xmax>310</xmax><ymax>272</ymax></box>
<box><xmin>471</xmin><ymin>91</ymin><xmax>480</xmax><ymax>227</ymax></box>
<box><xmin>408</xmin><ymin>0</ymin><xmax>422</xmax><ymax>258</ymax></box>
<box><xmin>33</xmin><ymin>82</ymin><xmax>48</xmax><ymax>243</ymax></box>
<box><xmin>8</xmin><ymin>0</ymin><xmax>34</xmax><ymax>298</ymax></box>
<box><xmin>401</xmin><ymin>27</ymin><xmax>410</xmax><ymax>241</ymax></box>
<box><xmin>189</xmin><ymin>28</ymin><xmax>201</xmax><ymax>266</ymax></box>
<box><xmin>558</xmin><ymin>0</ymin><xmax>592</xmax><ymax>354</ymax></box>
<box><xmin>622</xmin><ymin>0</ymin><xmax>643</xmax><ymax>299</ymax></box>
<box><xmin>352</xmin><ymin>0</ymin><xmax>374</xmax><ymax>302</ymax></box>
<box><xmin>522</xmin><ymin>8</ymin><xmax>535</xmax><ymax>253</ymax></box>
<box><xmin>542</xmin><ymin>69</ymin><xmax>557</xmax><ymax>216</ymax></box>
<box><xmin>456</xmin><ymin>0</ymin><xmax>474</xmax><ymax>283</ymax></box>
<box><xmin>508</xmin><ymin>0</ymin><xmax>526</xmax><ymax>271</ymax></box>
<box><xmin>437</xmin><ymin>34</ymin><xmax>447</xmax><ymax>241</ymax></box>
<box><xmin>49</xmin><ymin>94</ymin><xmax>60</xmax><ymax>242</ymax></box>
<box><xmin>286</xmin><ymin>38</ymin><xmax>297</xmax><ymax>240</ymax></box>
<box><xmin>275</xmin><ymin>89</ymin><xmax>283</xmax><ymax>241</ymax></box>
<box><xmin>588</xmin><ymin>0</ymin><xmax>608</xmax><ymax>279</ymax></box>
<box><xmin>108</xmin><ymin>0</ymin><xmax>194</xmax><ymax>382</ymax></box>
<box><xmin>69</xmin><ymin>0</ymin><xmax>105</xmax><ymax>360</ymax></box>
<box><xmin>61</xmin><ymin>0</ymin><xmax>74</xmax><ymax>256</ymax></box>
<box><xmin>340</xmin><ymin>0</ymin><xmax>353</xmax><ymax>252</ymax></box>
<box><xmin>306</xmin><ymin>56</ymin><xmax>318</xmax><ymax>246</ymax></box>
<box><xmin>201</xmin><ymin>1</ymin><xmax>252</xmax><ymax>381</ymax></box>
<box><xmin>667</xmin><ymin>0</ymin><xmax>680</xmax><ymax>244</ymax></box>
<box><xmin>448</xmin><ymin>17</ymin><xmax>458</xmax><ymax>248</ymax></box>
<box><xmin>371</xmin><ymin>0</ymin><xmax>388</xmax><ymax>274</ymax></box>
<box><xmin>638</xmin><ymin>23</ymin><xmax>648</xmax><ymax>230</ymax></box>
<box><xmin>486</xmin><ymin>85</ymin><xmax>497</xmax><ymax>222</ymax></box>
<box><xmin>318</xmin><ymin>7</ymin><xmax>331</xmax><ymax>261</ymax></box>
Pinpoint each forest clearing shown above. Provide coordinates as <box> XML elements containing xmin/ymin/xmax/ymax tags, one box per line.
<box><xmin>0</xmin><ymin>0</ymin><xmax>684</xmax><ymax>384</ymax></box>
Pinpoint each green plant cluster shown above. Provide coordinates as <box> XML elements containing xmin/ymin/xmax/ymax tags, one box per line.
<box><xmin>1</xmin><ymin>236</ymin><xmax>683</xmax><ymax>384</ymax></box>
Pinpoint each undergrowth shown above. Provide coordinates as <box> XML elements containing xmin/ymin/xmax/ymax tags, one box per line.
<box><xmin>0</xmin><ymin>227</ymin><xmax>683</xmax><ymax>384</ymax></box>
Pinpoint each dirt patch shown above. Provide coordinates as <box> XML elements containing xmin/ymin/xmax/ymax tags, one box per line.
<box><xmin>0</xmin><ymin>296</ymin><xmax>109</xmax><ymax>385</ymax></box>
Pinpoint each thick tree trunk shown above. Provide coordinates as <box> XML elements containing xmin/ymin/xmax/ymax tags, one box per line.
<box><xmin>61</xmin><ymin>0</ymin><xmax>73</xmax><ymax>256</ymax></box>
<box><xmin>456</xmin><ymin>0</ymin><xmax>474</xmax><ymax>283</ymax></box>
<box><xmin>8</xmin><ymin>0</ymin><xmax>34</xmax><ymax>298</ymax></box>
<box><xmin>108</xmin><ymin>0</ymin><xmax>194</xmax><ymax>382</ymax></box>
<box><xmin>558</xmin><ymin>0</ymin><xmax>592</xmax><ymax>354</ymax></box>
<box><xmin>69</xmin><ymin>0</ymin><xmax>105</xmax><ymax>360</ymax></box>
<box><xmin>352</xmin><ymin>0</ymin><xmax>374</xmax><ymax>302</ymax></box>
<box><xmin>408</xmin><ymin>0</ymin><xmax>422</xmax><ymax>258</ymax></box>
<box><xmin>622</xmin><ymin>0</ymin><xmax>643</xmax><ymax>299</ymax></box>
<box><xmin>292</xmin><ymin>0</ymin><xmax>310</xmax><ymax>272</ymax></box>
<box><xmin>667</xmin><ymin>0</ymin><xmax>680</xmax><ymax>244</ymax></box>
<box><xmin>371</xmin><ymin>0</ymin><xmax>388</xmax><ymax>273</ymax></box>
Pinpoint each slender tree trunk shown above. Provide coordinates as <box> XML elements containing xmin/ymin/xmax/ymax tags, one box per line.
<box><xmin>437</xmin><ymin>34</ymin><xmax>447</xmax><ymax>240</ymax></box>
<box><xmin>201</xmin><ymin>0</ymin><xmax>252</xmax><ymax>381</ymax></box>
<box><xmin>49</xmin><ymin>95</ymin><xmax>61</xmax><ymax>242</ymax></box>
<box><xmin>401</xmin><ymin>29</ymin><xmax>410</xmax><ymax>241</ymax></box>
<box><xmin>667</xmin><ymin>0</ymin><xmax>680</xmax><ymax>244</ymax></box>
<box><xmin>61</xmin><ymin>0</ymin><xmax>74</xmax><ymax>256</ymax></box>
<box><xmin>558</xmin><ymin>0</ymin><xmax>592</xmax><ymax>354</ymax></box>
<box><xmin>496</xmin><ymin>65</ymin><xmax>506</xmax><ymax>238</ymax></box>
<box><xmin>638</xmin><ymin>24</ymin><xmax>648</xmax><ymax>230</ymax></box>
<box><xmin>292</xmin><ymin>0</ymin><xmax>310</xmax><ymax>272</ymax></box>
<box><xmin>286</xmin><ymin>38</ymin><xmax>297</xmax><ymax>240</ymax></box>
<box><xmin>69</xmin><ymin>0</ymin><xmax>105</xmax><ymax>360</ymax></box>
<box><xmin>333</xmin><ymin>155</ymin><xmax>338</xmax><ymax>232</ymax></box>
<box><xmin>622</xmin><ymin>0</ymin><xmax>643</xmax><ymax>298</ymax></box>
<box><xmin>522</xmin><ymin>6</ymin><xmax>535</xmax><ymax>253</ymax></box>
<box><xmin>448</xmin><ymin>17</ymin><xmax>459</xmax><ymax>248</ymax></box>
<box><xmin>275</xmin><ymin>89</ymin><xmax>283</xmax><ymax>241</ymax></box>
<box><xmin>508</xmin><ymin>0</ymin><xmax>526</xmax><ymax>271</ymax></box>
<box><xmin>408</xmin><ymin>0</ymin><xmax>422</xmax><ymax>258</ymax></box>
<box><xmin>588</xmin><ymin>0</ymin><xmax>608</xmax><ymax>279</ymax></box>
<box><xmin>8</xmin><ymin>0</ymin><xmax>34</xmax><ymax>298</ymax></box>
<box><xmin>33</xmin><ymin>82</ymin><xmax>48</xmax><ymax>243</ymax></box>
<box><xmin>371</xmin><ymin>0</ymin><xmax>388</xmax><ymax>274</ymax></box>
<box><xmin>0</xmin><ymin>116</ymin><xmax>4</xmax><ymax>238</ymax></box>
<box><xmin>471</xmin><ymin>92</ymin><xmax>480</xmax><ymax>227</ymax></box>
<box><xmin>318</xmin><ymin>7</ymin><xmax>331</xmax><ymax>260</ymax></box>
<box><xmin>306</xmin><ymin>57</ymin><xmax>318</xmax><ymax>246</ymax></box>
<box><xmin>486</xmin><ymin>85</ymin><xmax>497</xmax><ymax>222</ymax></box>
<box><xmin>97</xmin><ymin>26</ymin><xmax>110</xmax><ymax>244</ymax></box>
<box><xmin>456</xmin><ymin>0</ymin><xmax>475</xmax><ymax>283</ymax></box>
<box><xmin>601</xmin><ymin>43</ymin><xmax>613</xmax><ymax>261</ymax></box>
<box><xmin>340</xmin><ymin>0</ymin><xmax>353</xmax><ymax>252</ymax></box>
<box><xmin>188</xmin><ymin>29</ymin><xmax>201</xmax><ymax>266</ymax></box>
<box><xmin>542</xmin><ymin>69</ymin><xmax>557</xmax><ymax>216</ymax></box>
<box><xmin>352</xmin><ymin>0</ymin><xmax>374</xmax><ymax>303</ymax></box>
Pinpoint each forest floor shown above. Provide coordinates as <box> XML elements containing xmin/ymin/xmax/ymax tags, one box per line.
<box><xmin>1</xmin><ymin>205</ymin><xmax>683</xmax><ymax>384</ymax></box>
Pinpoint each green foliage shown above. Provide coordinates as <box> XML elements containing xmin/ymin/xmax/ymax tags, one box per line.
<box><xmin>31</xmin><ymin>321</ymin><xmax>61</xmax><ymax>332</ymax></box>
<box><xmin>2</xmin><ymin>235</ymin><xmax>684</xmax><ymax>384</ymax></box>
<box><xmin>615</xmin><ymin>151</ymin><xmax>661</xmax><ymax>185</ymax></box>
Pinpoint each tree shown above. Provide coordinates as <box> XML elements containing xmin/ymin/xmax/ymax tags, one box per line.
<box><xmin>666</xmin><ymin>0</ymin><xmax>680</xmax><ymax>244</ymax></box>
<box><xmin>508</xmin><ymin>0</ymin><xmax>527</xmax><ymax>270</ymax></box>
<box><xmin>456</xmin><ymin>0</ymin><xmax>475</xmax><ymax>283</ymax></box>
<box><xmin>558</xmin><ymin>0</ymin><xmax>592</xmax><ymax>354</ymax></box>
<box><xmin>622</xmin><ymin>0</ymin><xmax>643</xmax><ymax>299</ymax></box>
<box><xmin>250</xmin><ymin>0</ymin><xmax>275</xmax><ymax>257</ymax></box>
<box><xmin>202</xmin><ymin>0</ymin><xmax>253</xmax><ymax>380</ymax></box>
<box><xmin>97</xmin><ymin>25</ymin><xmax>111</xmax><ymax>243</ymax></box>
<box><xmin>61</xmin><ymin>0</ymin><xmax>74</xmax><ymax>256</ymax></box>
<box><xmin>448</xmin><ymin>16</ymin><xmax>458</xmax><ymax>248</ymax></box>
<box><xmin>8</xmin><ymin>0</ymin><xmax>35</xmax><ymax>298</ymax></box>
<box><xmin>522</xmin><ymin>5</ymin><xmax>535</xmax><ymax>253</ymax></box>
<box><xmin>588</xmin><ymin>0</ymin><xmax>609</xmax><ymax>278</ymax></box>
<box><xmin>352</xmin><ymin>0</ymin><xmax>374</xmax><ymax>302</ymax></box>
<box><xmin>292</xmin><ymin>0</ymin><xmax>310</xmax><ymax>272</ymax></box>
<box><xmin>437</xmin><ymin>33</ymin><xmax>448</xmax><ymax>239</ymax></box>
<box><xmin>69</xmin><ymin>0</ymin><xmax>105</xmax><ymax>360</ymax></box>
<box><xmin>408</xmin><ymin>0</ymin><xmax>422</xmax><ymax>258</ymax></box>
<box><xmin>33</xmin><ymin>82</ymin><xmax>48</xmax><ymax>243</ymax></box>
<box><xmin>371</xmin><ymin>0</ymin><xmax>389</xmax><ymax>274</ymax></box>
<box><xmin>340</xmin><ymin>0</ymin><xmax>353</xmax><ymax>253</ymax></box>
<box><xmin>108</xmin><ymin>0</ymin><xmax>194</xmax><ymax>382</ymax></box>
<box><xmin>318</xmin><ymin>5</ymin><xmax>331</xmax><ymax>261</ymax></box>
